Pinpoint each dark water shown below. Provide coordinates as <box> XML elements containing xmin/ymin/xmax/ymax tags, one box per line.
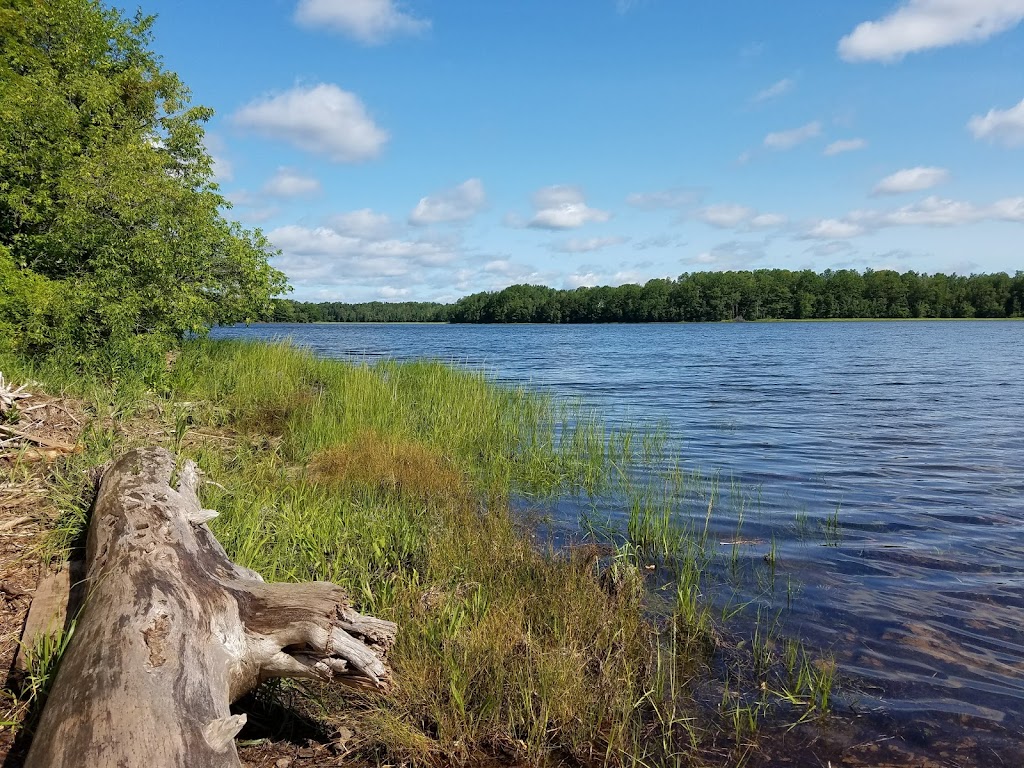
<box><xmin>212</xmin><ymin>321</ymin><xmax>1024</xmax><ymax>754</ymax></box>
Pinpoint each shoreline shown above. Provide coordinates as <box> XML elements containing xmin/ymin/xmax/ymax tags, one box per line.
<box><xmin>2</xmin><ymin>339</ymin><xmax>1018</xmax><ymax>767</ymax></box>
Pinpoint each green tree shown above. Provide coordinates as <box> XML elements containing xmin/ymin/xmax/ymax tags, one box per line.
<box><xmin>0</xmin><ymin>0</ymin><xmax>286</xmax><ymax>355</ymax></box>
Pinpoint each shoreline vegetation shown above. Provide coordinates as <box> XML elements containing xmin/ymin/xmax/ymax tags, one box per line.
<box><xmin>3</xmin><ymin>340</ymin><xmax>839</xmax><ymax>767</ymax></box>
<box><xmin>269</xmin><ymin>269</ymin><xmax>1024</xmax><ymax>324</ymax></box>
<box><xmin>0</xmin><ymin>2</ymin><xmax>1014</xmax><ymax>765</ymax></box>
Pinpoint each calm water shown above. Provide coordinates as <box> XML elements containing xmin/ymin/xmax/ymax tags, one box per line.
<box><xmin>213</xmin><ymin>321</ymin><xmax>1024</xmax><ymax>749</ymax></box>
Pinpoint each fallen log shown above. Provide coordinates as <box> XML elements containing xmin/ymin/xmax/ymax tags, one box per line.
<box><xmin>26</xmin><ymin>447</ymin><xmax>396</xmax><ymax>768</ymax></box>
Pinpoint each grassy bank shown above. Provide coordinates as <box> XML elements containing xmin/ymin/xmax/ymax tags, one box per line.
<box><xmin>2</xmin><ymin>340</ymin><xmax>834</xmax><ymax>766</ymax></box>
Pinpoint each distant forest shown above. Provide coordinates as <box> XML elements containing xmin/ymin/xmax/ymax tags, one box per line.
<box><xmin>269</xmin><ymin>269</ymin><xmax>1024</xmax><ymax>324</ymax></box>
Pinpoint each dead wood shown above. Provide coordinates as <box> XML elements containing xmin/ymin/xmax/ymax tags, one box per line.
<box><xmin>25</xmin><ymin>447</ymin><xmax>396</xmax><ymax>768</ymax></box>
<box><xmin>0</xmin><ymin>425</ymin><xmax>78</xmax><ymax>453</ymax></box>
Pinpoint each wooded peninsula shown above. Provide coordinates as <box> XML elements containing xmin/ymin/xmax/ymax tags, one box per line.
<box><xmin>271</xmin><ymin>269</ymin><xmax>1024</xmax><ymax>324</ymax></box>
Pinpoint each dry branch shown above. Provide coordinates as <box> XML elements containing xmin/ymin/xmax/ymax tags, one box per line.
<box><xmin>25</xmin><ymin>447</ymin><xmax>396</xmax><ymax>768</ymax></box>
<box><xmin>0</xmin><ymin>372</ymin><xmax>31</xmax><ymax>416</ymax></box>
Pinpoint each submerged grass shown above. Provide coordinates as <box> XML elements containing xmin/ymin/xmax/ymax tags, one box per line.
<box><xmin>1</xmin><ymin>339</ymin><xmax>834</xmax><ymax>766</ymax></box>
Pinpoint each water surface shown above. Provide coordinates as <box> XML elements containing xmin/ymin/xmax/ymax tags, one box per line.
<box><xmin>212</xmin><ymin>320</ymin><xmax>1024</xmax><ymax>753</ymax></box>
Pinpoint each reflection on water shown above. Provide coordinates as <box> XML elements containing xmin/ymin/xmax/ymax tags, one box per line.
<box><xmin>212</xmin><ymin>320</ymin><xmax>1024</xmax><ymax>754</ymax></box>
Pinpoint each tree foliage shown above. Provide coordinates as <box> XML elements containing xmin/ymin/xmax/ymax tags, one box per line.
<box><xmin>269</xmin><ymin>299</ymin><xmax>448</xmax><ymax>323</ymax></box>
<box><xmin>272</xmin><ymin>269</ymin><xmax>1024</xmax><ymax>324</ymax></box>
<box><xmin>445</xmin><ymin>270</ymin><xmax>1024</xmax><ymax>323</ymax></box>
<box><xmin>0</xmin><ymin>0</ymin><xmax>286</xmax><ymax>356</ymax></box>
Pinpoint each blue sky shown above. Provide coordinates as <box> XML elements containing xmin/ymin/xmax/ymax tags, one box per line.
<box><xmin>147</xmin><ymin>0</ymin><xmax>1024</xmax><ymax>302</ymax></box>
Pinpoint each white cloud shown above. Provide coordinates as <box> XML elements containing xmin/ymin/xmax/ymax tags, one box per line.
<box><xmin>267</xmin><ymin>223</ymin><xmax>460</xmax><ymax>296</ymax></box>
<box><xmin>839</xmin><ymin>0</ymin><xmax>1024</xmax><ymax>62</ymax></box>
<box><xmin>752</xmin><ymin>77</ymin><xmax>794</xmax><ymax>104</ymax></box>
<box><xmin>869</xmin><ymin>196</ymin><xmax>985</xmax><ymax>226</ymax></box>
<box><xmin>802</xmin><ymin>194</ymin><xmax>1024</xmax><ymax>239</ymax></box>
<box><xmin>763</xmin><ymin>121</ymin><xmax>822</xmax><ymax>150</ymax></box>
<box><xmin>564</xmin><ymin>269</ymin><xmax>645</xmax><ymax>289</ymax></box>
<box><xmin>526</xmin><ymin>185</ymin><xmax>611</xmax><ymax>229</ymax></box>
<box><xmin>329</xmin><ymin>208</ymin><xmax>393</xmax><ymax>239</ymax></box>
<box><xmin>803</xmin><ymin>219</ymin><xmax>867</xmax><ymax>239</ymax></box>
<box><xmin>685</xmin><ymin>241</ymin><xmax>767</xmax><ymax>269</ymax></box>
<box><xmin>233</xmin><ymin>84</ymin><xmax>388</xmax><ymax>162</ymax></box>
<box><xmin>696</xmin><ymin>203</ymin><xmax>787</xmax><ymax>230</ymax></box>
<box><xmin>991</xmin><ymin>196</ymin><xmax>1024</xmax><ymax>219</ymax></box>
<box><xmin>261</xmin><ymin>167</ymin><xmax>322</xmax><ymax>198</ymax></box>
<box><xmin>552</xmin><ymin>236</ymin><xmax>629</xmax><ymax>253</ymax></box>
<box><xmin>271</xmin><ymin>225</ymin><xmax>454</xmax><ymax>264</ymax></box>
<box><xmin>409</xmin><ymin>178</ymin><xmax>486</xmax><ymax>225</ymax></box>
<box><xmin>824</xmin><ymin>138</ymin><xmax>868</xmax><ymax>156</ymax></box>
<box><xmin>698</xmin><ymin>204</ymin><xmax>754</xmax><ymax>228</ymax></box>
<box><xmin>294</xmin><ymin>0</ymin><xmax>429</xmax><ymax>44</ymax></box>
<box><xmin>378</xmin><ymin>286</ymin><xmax>411</xmax><ymax>299</ymax></box>
<box><xmin>968</xmin><ymin>97</ymin><xmax>1024</xmax><ymax>147</ymax></box>
<box><xmin>749</xmin><ymin>213</ymin><xmax>788</xmax><ymax>229</ymax></box>
<box><xmin>872</xmin><ymin>166</ymin><xmax>949</xmax><ymax>195</ymax></box>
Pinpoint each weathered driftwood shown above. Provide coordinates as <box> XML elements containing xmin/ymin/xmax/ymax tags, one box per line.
<box><xmin>26</xmin><ymin>447</ymin><xmax>396</xmax><ymax>768</ymax></box>
<box><xmin>0</xmin><ymin>372</ymin><xmax>31</xmax><ymax>416</ymax></box>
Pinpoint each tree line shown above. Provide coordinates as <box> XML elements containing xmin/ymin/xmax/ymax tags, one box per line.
<box><xmin>273</xmin><ymin>269</ymin><xmax>1024</xmax><ymax>324</ymax></box>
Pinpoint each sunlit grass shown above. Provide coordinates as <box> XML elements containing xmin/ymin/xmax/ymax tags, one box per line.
<box><xmin>2</xmin><ymin>338</ymin><xmax>836</xmax><ymax>765</ymax></box>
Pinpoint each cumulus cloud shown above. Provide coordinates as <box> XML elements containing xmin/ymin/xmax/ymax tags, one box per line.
<box><xmin>824</xmin><ymin>138</ymin><xmax>868</xmax><ymax>156</ymax></box>
<box><xmin>233</xmin><ymin>84</ymin><xmax>388</xmax><ymax>162</ymax></box>
<box><xmin>803</xmin><ymin>219</ymin><xmax>868</xmax><ymax>240</ymax></box>
<box><xmin>526</xmin><ymin>185</ymin><xmax>611</xmax><ymax>229</ymax></box>
<box><xmin>266</xmin><ymin>221</ymin><xmax>461</xmax><ymax>299</ymax></box>
<box><xmin>752</xmin><ymin>78</ymin><xmax>794</xmax><ymax>104</ymax></box>
<box><xmin>801</xmin><ymin>195</ymin><xmax>1024</xmax><ymax>238</ymax></box>
<box><xmin>261</xmin><ymin>167</ymin><xmax>322</xmax><ymax>198</ymax></box>
<box><xmin>750</xmin><ymin>213</ymin><xmax>788</xmax><ymax>229</ymax></box>
<box><xmin>552</xmin><ymin>236</ymin><xmax>629</xmax><ymax>253</ymax></box>
<box><xmin>329</xmin><ymin>208</ymin><xmax>393</xmax><ymax>239</ymax></box>
<box><xmin>872</xmin><ymin>166</ymin><xmax>949</xmax><ymax>195</ymax></box>
<box><xmin>564</xmin><ymin>269</ymin><xmax>646</xmax><ymax>289</ymax></box>
<box><xmin>409</xmin><ymin>178</ymin><xmax>486</xmax><ymax>225</ymax></box>
<box><xmin>294</xmin><ymin>0</ymin><xmax>429</xmax><ymax>44</ymax></box>
<box><xmin>696</xmin><ymin>204</ymin><xmax>787</xmax><ymax>230</ymax></box>
<box><xmin>698</xmin><ymin>204</ymin><xmax>754</xmax><ymax>228</ymax></box>
<box><xmin>839</xmin><ymin>0</ymin><xmax>1024</xmax><ymax>62</ymax></box>
<box><xmin>968</xmin><ymin>97</ymin><xmax>1024</xmax><ymax>146</ymax></box>
<box><xmin>763</xmin><ymin>121</ymin><xmax>822</xmax><ymax>150</ymax></box>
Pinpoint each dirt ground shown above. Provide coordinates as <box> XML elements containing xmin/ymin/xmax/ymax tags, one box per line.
<box><xmin>0</xmin><ymin>386</ymin><xmax>85</xmax><ymax>766</ymax></box>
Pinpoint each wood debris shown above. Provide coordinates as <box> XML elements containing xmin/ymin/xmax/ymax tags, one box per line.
<box><xmin>0</xmin><ymin>372</ymin><xmax>31</xmax><ymax>416</ymax></box>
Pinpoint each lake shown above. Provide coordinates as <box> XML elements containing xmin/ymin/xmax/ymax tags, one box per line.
<box><xmin>212</xmin><ymin>320</ymin><xmax>1024</xmax><ymax>756</ymax></box>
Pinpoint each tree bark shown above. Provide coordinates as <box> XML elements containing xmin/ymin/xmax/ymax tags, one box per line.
<box><xmin>25</xmin><ymin>447</ymin><xmax>396</xmax><ymax>768</ymax></box>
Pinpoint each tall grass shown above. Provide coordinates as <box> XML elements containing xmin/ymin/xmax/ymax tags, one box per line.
<box><xmin>3</xmin><ymin>339</ymin><xmax>834</xmax><ymax>765</ymax></box>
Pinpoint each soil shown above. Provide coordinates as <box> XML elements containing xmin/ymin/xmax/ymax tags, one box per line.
<box><xmin>0</xmin><ymin>389</ymin><xmax>85</xmax><ymax>766</ymax></box>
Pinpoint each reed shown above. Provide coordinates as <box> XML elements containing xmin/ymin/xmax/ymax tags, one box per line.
<box><xmin>2</xmin><ymin>339</ymin><xmax>835</xmax><ymax>765</ymax></box>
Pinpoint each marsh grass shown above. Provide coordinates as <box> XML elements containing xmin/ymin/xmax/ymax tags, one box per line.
<box><xmin>3</xmin><ymin>339</ymin><xmax>836</xmax><ymax>766</ymax></box>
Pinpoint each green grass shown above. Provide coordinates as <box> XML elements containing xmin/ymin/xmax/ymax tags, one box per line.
<box><xmin>1</xmin><ymin>339</ymin><xmax>836</xmax><ymax>765</ymax></box>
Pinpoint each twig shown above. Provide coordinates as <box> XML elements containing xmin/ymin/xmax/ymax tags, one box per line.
<box><xmin>0</xmin><ymin>424</ymin><xmax>78</xmax><ymax>452</ymax></box>
<box><xmin>0</xmin><ymin>516</ymin><xmax>32</xmax><ymax>532</ymax></box>
<box><xmin>0</xmin><ymin>581</ymin><xmax>31</xmax><ymax>599</ymax></box>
